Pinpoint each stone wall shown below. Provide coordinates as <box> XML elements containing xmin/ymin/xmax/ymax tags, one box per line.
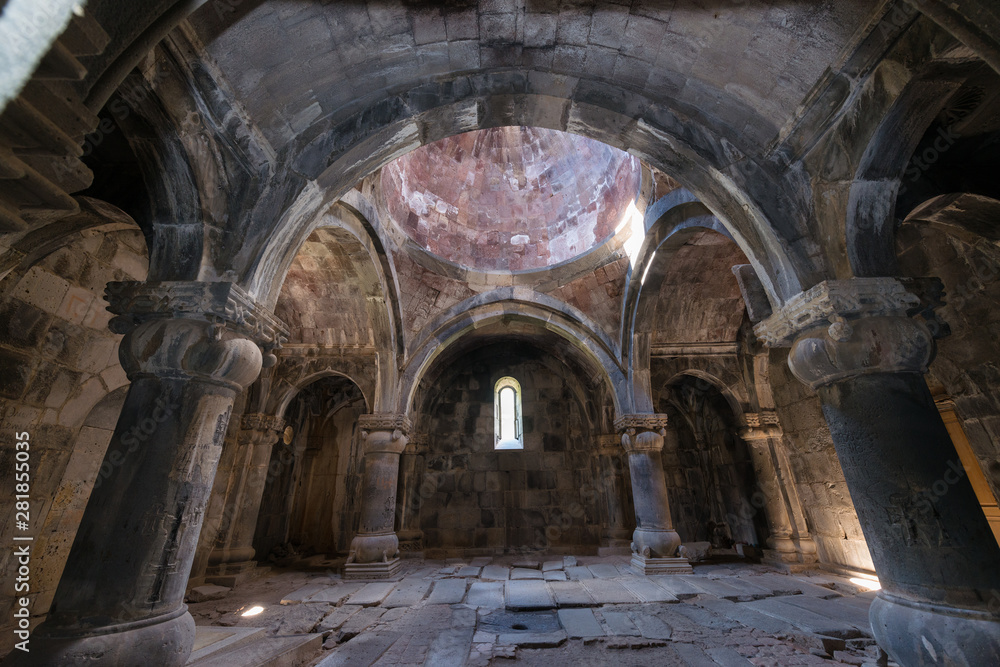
<box><xmin>768</xmin><ymin>349</ymin><xmax>874</xmax><ymax>574</ymax></box>
<box><xmin>414</xmin><ymin>344</ymin><xmax>603</xmax><ymax>556</ymax></box>
<box><xmin>897</xmin><ymin>222</ymin><xmax>1000</xmax><ymax>500</ymax></box>
<box><xmin>0</xmin><ymin>224</ymin><xmax>147</xmax><ymax>650</ymax></box>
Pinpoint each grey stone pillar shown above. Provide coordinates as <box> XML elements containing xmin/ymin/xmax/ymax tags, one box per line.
<box><xmin>756</xmin><ymin>278</ymin><xmax>1000</xmax><ymax>667</ymax></box>
<box><xmin>616</xmin><ymin>414</ymin><xmax>693</xmax><ymax>574</ymax></box>
<box><xmin>7</xmin><ymin>282</ymin><xmax>286</xmax><ymax>667</ymax></box>
<box><xmin>595</xmin><ymin>434</ymin><xmax>632</xmax><ymax>556</ymax></box>
<box><xmin>344</xmin><ymin>414</ymin><xmax>411</xmax><ymax>579</ymax></box>
<box><xmin>204</xmin><ymin>413</ymin><xmax>285</xmax><ymax>586</ymax></box>
<box><xmin>739</xmin><ymin>412</ymin><xmax>818</xmax><ymax>570</ymax></box>
<box><xmin>396</xmin><ymin>432</ymin><xmax>426</xmax><ymax>557</ymax></box>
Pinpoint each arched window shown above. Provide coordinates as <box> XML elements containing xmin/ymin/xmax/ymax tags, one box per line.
<box><xmin>494</xmin><ymin>377</ymin><xmax>523</xmax><ymax>450</ymax></box>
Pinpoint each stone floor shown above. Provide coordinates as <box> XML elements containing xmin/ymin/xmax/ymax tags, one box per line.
<box><xmin>185</xmin><ymin>555</ymin><xmax>893</xmax><ymax>666</ymax></box>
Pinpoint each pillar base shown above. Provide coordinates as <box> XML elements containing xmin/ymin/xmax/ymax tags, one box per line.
<box><xmin>3</xmin><ymin>608</ymin><xmax>195</xmax><ymax>667</ymax></box>
<box><xmin>870</xmin><ymin>592</ymin><xmax>1000</xmax><ymax>666</ymax></box>
<box><xmin>630</xmin><ymin>555</ymin><xmax>693</xmax><ymax>575</ymax></box>
<box><xmin>343</xmin><ymin>557</ymin><xmax>403</xmax><ymax>580</ymax></box>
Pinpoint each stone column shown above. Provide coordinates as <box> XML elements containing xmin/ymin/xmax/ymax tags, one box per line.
<box><xmin>395</xmin><ymin>432</ymin><xmax>426</xmax><ymax>557</ymax></box>
<box><xmin>756</xmin><ymin>278</ymin><xmax>1000</xmax><ymax>666</ymax></box>
<box><xmin>616</xmin><ymin>414</ymin><xmax>693</xmax><ymax>574</ymax></box>
<box><xmin>594</xmin><ymin>434</ymin><xmax>632</xmax><ymax>556</ymax></box>
<box><xmin>8</xmin><ymin>281</ymin><xmax>286</xmax><ymax>667</ymax></box>
<box><xmin>204</xmin><ymin>413</ymin><xmax>285</xmax><ymax>586</ymax></box>
<box><xmin>739</xmin><ymin>412</ymin><xmax>818</xmax><ymax>570</ymax></box>
<box><xmin>344</xmin><ymin>413</ymin><xmax>411</xmax><ymax>579</ymax></box>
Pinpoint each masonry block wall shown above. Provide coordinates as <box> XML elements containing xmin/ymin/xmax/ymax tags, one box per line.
<box><xmin>415</xmin><ymin>344</ymin><xmax>603</xmax><ymax>556</ymax></box>
<box><xmin>0</xmin><ymin>223</ymin><xmax>147</xmax><ymax>652</ymax></box>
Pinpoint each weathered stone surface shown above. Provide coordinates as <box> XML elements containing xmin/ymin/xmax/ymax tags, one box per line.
<box><xmin>187</xmin><ymin>585</ymin><xmax>230</xmax><ymax>603</ymax></box>
<box><xmin>601</xmin><ymin>611</ymin><xmax>641</xmax><ymax>637</ymax></box>
<box><xmin>548</xmin><ymin>581</ymin><xmax>594</xmax><ymax>608</ymax></box>
<box><xmin>346</xmin><ymin>582</ymin><xmax>397</xmax><ymax>607</ymax></box>
<box><xmin>580</xmin><ymin>579</ymin><xmax>639</xmax><ymax>604</ymax></box>
<box><xmin>506</xmin><ymin>580</ymin><xmax>556</xmax><ymax>610</ymax></box>
<box><xmin>426</xmin><ymin>579</ymin><xmax>468</xmax><ymax>605</ymax></box>
<box><xmin>558</xmin><ymin>608</ymin><xmax>605</xmax><ymax>638</ymax></box>
<box><xmin>481</xmin><ymin>565</ymin><xmax>509</xmax><ymax>581</ymax></box>
<box><xmin>466</xmin><ymin>582</ymin><xmax>505</xmax><ymax>609</ymax></box>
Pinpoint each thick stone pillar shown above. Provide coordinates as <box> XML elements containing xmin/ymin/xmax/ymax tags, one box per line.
<box><xmin>344</xmin><ymin>414</ymin><xmax>411</xmax><ymax>579</ymax></box>
<box><xmin>616</xmin><ymin>414</ymin><xmax>693</xmax><ymax>575</ymax></box>
<box><xmin>395</xmin><ymin>432</ymin><xmax>426</xmax><ymax>557</ymax></box>
<box><xmin>740</xmin><ymin>412</ymin><xmax>818</xmax><ymax>570</ymax></box>
<box><xmin>5</xmin><ymin>282</ymin><xmax>286</xmax><ymax>667</ymax></box>
<box><xmin>756</xmin><ymin>278</ymin><xmax>1000</xmax><ymax>666</ymax></box>
<box><xmin>204</xmin><ymin>413</ymin><xmax>285</xmax><ymax>586</ymax></box>
<box><xmin>594</xmin><ymin>434</ymin><xmax>632</xmax><ymax>556</ymax></box>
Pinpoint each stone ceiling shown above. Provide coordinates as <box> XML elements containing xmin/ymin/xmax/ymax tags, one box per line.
<box><xmin>381</xmin><ymin>126</ymin><xmax>639</xmax><ymax>272</ymax></box>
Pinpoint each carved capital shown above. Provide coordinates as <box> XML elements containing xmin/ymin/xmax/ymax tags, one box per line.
<box><xmin>615</xmin><ymin>414</ymin><xmax>670</xmax><ymax>453</ymax></box>
<box><xmin>105</xmin><ymin>281</ymin><xmax>289</xmax><ymax>359</ymax></box>
<box><xmin>358</xmin><ymin>413</ymin><xmax>412</xmax><ymax>438</ymax></box>
<box><xmin>238</xmin><ymin>413</ymin><xmax>285</xmax><ymax>445</ymax></box>
<box><xmin>740</xmin><ymin>411</ymin><xmax>782</xmax><ymax>440</ymax></box>
<box><xmin>754</xmin><ymin>278</ymin><xmax>920</xmax><ymax>347</ymax></box>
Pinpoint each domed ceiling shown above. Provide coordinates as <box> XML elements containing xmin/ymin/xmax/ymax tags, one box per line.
<box><xmin>381</xmin><ymin>126</ymin><xmax>641</xmax><ymax>272</ymax></box>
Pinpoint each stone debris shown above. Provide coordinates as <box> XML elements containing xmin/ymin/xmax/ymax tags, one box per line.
<box><xmin>187</xmin><ymin>584</ymin><xmax>231</xmax><ymax>603</ymax></box>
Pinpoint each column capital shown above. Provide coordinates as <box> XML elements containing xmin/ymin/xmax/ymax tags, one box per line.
<box><xmin>358</xmin><ymin>413</ymin><xmax>412</xmax><ymax>437</ymax></box>
<box><xmin>615</xmin><ymin>414</ymin><xmax>669</xmax><ymax>452</ymax></box>
<box><xmin>740</xmin><ymin>411</ymin><xmax>782</xmax><ymax>440</ymax></box>
<box><xmin>753</xmin><ymin>278</ymin><xmax>919</xmax><ymax>347</ymax></box>
<box><xmin>238</xmin><ymin>413</ymin><xmax>286</xmax><ymax>445</ymax></box>
<box><xmin>105</xmin><ymin>281</ymin><xmax>289</xmax><ymax>357</ymax></box>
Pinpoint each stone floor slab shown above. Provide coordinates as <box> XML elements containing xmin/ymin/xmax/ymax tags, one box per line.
<box><xmin>542</xmin><ymin>560</ymin><xmax>564</xmax><ymax>572</ymax></box>
<box><xmin>587</xmin><ymin>563</ymin><xmax>620</xmax><ymax>579</ymax></box>
<box><xmin>280</xmin><ymin>583</ymin><xmax>329</xmax><ymax>605</ymax></box>
<box><xmin>705</xmin><ymin>646</ymin><xmax>755</xmax><ymax>666</ymax></box>
<box><xmin>337</xmin><ymin>607</ymin><xmax>387</xmax><ymax>642</ymax></box>
<box><xmin>601</xmin><ymin>611</ymin><xmax>641</xmax><ymax>636</ymax></box>
<box><xmin>746</xmin><ymin>573</ymin><xmax>803</xmax><ymax>596</ymax></box>
<box><xmin>466</xmin><ymin>581</ymin><xmax>505</xmax><ymax>609</ymax></box>
<box><xmin>506</xmin><ymin>580</ymin><xmax>556</xmax><ymax>610</ymax></box>
<box><xmin>673</xmin><ymin>642</ymin><xmax>719</xmax><ymax>667</ymax></box>
<box><xmin>548</xmin><ymin>580</ymin><xmax>594</xmax><ymax>607</ymax></box>
<box><xmin>779</xmin><ymin>594</ymin><xmax>872</xmax><ymax>631</ymax></box>
<box><xmin>316</xmin><ymin>605</ymin><xmax>363</xmax><ymax>633</ymax></box>
<box><xmin>381</xmin><ymin>579</ymin><xmax>431</xmax><ymax>608</ymax></box>
<box><xmin>511</xmin><ymin>567</ymin><xmax>544</xmax><ymax>580</ymax></box>
<box><xmin>543</xmin><ymin>570</ymin><xmax>567</xmax><ymax>582</ymax></box>
<box><xmin>426</xmin><ymin>578</ymin><xmax>468</xmax><ymax>605</ymax></box>
<box><xmin>649</xmin><ymin>575</ymin><xmax>702</xmax><ymax>599</ymax></box>
<box><xmin>745</xmin><ymin>597</ymin><xmax>867</xmax><ymax>638</ymax></box>
<box><xmin>631</xmin><ymin>611</ymin><xmax>673</xmax><ymax>640</ymax></box>
<box><xmin>580</xmin><ymin>578</ymin><xmax>639</xmax><ymax>604</ymax></box>
<box><xmin>423</xmin><ymin>627</ymin><xmax>474</xmax><ymax>666</ymax></box>
<box><xmin>563</xmin><ymin>556</ymin><xmax>578</xmax><ymax>568</ymax></box>
<box><xmin>565</xmin><ymin>566</ymin><xmax>593</xmax><ymax>580</ymax></box>
<box><xmin>695</xmin><ymin>597</ymin><xmax>800</xmax><ymax>636</ymax></box>
<box><xmin>309</xmin><ymin>583</ymin><xmax>364</xmax><ymax>604</ymax></box>
<box><xmin>470</xmin><ymin>557</ymin><xmax>492</xmax><ymax>567</ymax></box>
<box><xmin>620</xmin><ymin>578</ymin><xmax>679</xmax><ymax>603</ymax></box>
<box><xmin>557</xmin><ymin>608</ymin><xmax>605</xmax><ymax>638</ymax></box>
<box><xmin>497</xmin><ymin>630</ymin><xmax>567</xmax><ymax>647</ymax></box>
<box><xmin>679</xmin><ymin>576</ymin><xmax>757</xmax><ymax>601</ymax></box>
<box><xmin>319</xmin><ymin>630</ymin><xmax>402</xmax><ymax>666</ymax></box>
<box><xmin>456</xmin><ymin>566</ymin><xmax>482</xmax><ymax>578</ymax></box>
<box><xmin>346</xmin><ymin>582</ymin><xmax>396</xmax><ymax>607</ymax></box>
<box><xmin>481</xmin><ymin>565</ymin><xmax>509</xmax><ymax>581</ymax></box>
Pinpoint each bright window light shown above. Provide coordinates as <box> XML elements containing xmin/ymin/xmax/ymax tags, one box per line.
<box><xmin>241</xmin><ymin>605</ymin><xmax>265</xmax><ymax>617</ymax></box>
<box><xmin>618</xmin><ymin>200</ymin><xmax>645</xmax><ymax>269</ymax></box>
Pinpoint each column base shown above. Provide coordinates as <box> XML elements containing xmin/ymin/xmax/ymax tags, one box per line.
<box><xmin>630</xmin><ymin>554</ymin><xmax>693</xmax><ymax>575</ymax></box>
<box><xmin>3</xmin><ymin>608</ymin><xmax>195</xmax><ymax>667</ymax></box>
<box><xmin>343</xmin><ymin>557</ymin><xmax>403</xmax><ymax>580</ymax></box>
<box><xmin>870</xmin><ymin>592</ymin><xmax>1000</xmax><ymax>666</ymax></box>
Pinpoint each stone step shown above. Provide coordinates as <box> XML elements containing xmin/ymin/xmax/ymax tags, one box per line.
<box><xmin>506</xmin><ymin>579</ymin><xmax>556</xmax><ymax>610</ymax></box>
<box><xmin>190</xmin><ymin>632</ymin><xmax>322</xmax><ymax>667</ymax></box>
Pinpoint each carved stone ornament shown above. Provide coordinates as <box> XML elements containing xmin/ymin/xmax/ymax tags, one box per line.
<box><xmin>753</xmin><ymin>278</ymin><xmax>920</xmax><ymax>347</ymax></box>
<box><xmin>358</xmin><ymin>414</ymin><xmax>412</xmax><ymax>439</ymax></box>
<box><xmin>740</xmin><ymin>411</ymin><xmax>782</xmax><ymax>440</ymax></box>
<box><xmin>105</xmin><ymin>281</ymin><xmax>289</xmax><ymax>353</ymax></box>
<box><xmin>614</xmin><ymin>414</ymin><xmax>670</xmax><ymax>434</ymax></box>
<box><xmin>240</xmin><ymin>413</ymin><xmax>285</xmax><ymax>434</ymax></box>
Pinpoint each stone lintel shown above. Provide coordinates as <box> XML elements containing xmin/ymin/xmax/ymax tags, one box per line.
<box><xmin>754</xmin><ymin>278</ymin><xmax>919</xmax><ymax>347</ymax></box>
<box><xmin>630</xmin><ymin>555</ymin><xmax>693</xmax><ymax>575</ymax></box>
<box><xmin>105</xmin><ymin>280</ymin><xmax>289</xmax><ymax>350</ymax></box>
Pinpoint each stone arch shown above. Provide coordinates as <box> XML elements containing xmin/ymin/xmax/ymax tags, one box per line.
<box><xmin>269</xmin><ymin>368</ymin><xmax>373</xmax><ymax>426</ymax></box>
<box><xmin>399</xmin><ymin>289</ymin><xmax>626</xmax><ymax>416</ymax></box>
<box><xmin>662</xmin><ymin>369</ymin><xmax>749</xmax><ymax>430</ymax></box>
<box><xmin>626</xmin><ymin>201</ymin><xmax>748</xmax><ymax>412</ymax></box>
